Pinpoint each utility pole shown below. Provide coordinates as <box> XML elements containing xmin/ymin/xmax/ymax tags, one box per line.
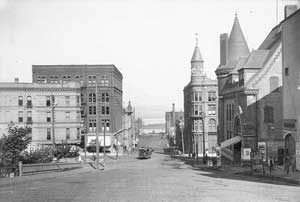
<box><xmin>95</xmin><ymin>83</ymin><xmax>100</xmax><ymax>169</ymax></box>
<box><xmin>51</xmin><ymin>95</ymin><xmax>56</xmax><ymax>150</ymax></box>
<box><xmin>202</xmin><ymin>117</ymin><xmax>206</xmax><ymax>164</ymax></box>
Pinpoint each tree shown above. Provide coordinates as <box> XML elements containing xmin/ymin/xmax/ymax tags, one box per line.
<box><xmin>0</xmin><ymin>123</ymin><xmax>31</xmax><ymax>166</ymax></box>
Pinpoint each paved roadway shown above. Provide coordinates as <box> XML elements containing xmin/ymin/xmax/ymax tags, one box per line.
<box><xmin>0</xmin><ymin>153</ymin><xmax>299</xmax><ymax>202</ymax></box>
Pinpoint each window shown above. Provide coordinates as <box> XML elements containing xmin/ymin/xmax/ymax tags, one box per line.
<box><xmin>76</xmin><ymin>95</ymin><xmax>80</xmax><ymax>105</ymax></box>
<box><xmin>46</xmin><ymin>96</ymin><xmax>51</xmax><ymax>107</ymax></box>
<box><xmin>18</xmin><ymin>96</ymin><xmax>23</xmax><ymax>106</ymax></box>
<box><xmin>27</xmin><ymin>96</ymin><xmax>32</xmax><ymax>108</ymax></box>
<box><xmin>285</xmin><ymin>67</ymin><xmax>289</xmax><ymax>76</ymax></box>
<box><xmin>66</xmin><ymin>128</ymin><xmax>70</xmax><ymax>140</ymax></box>
<box><xmin>192</xmin><ymin>120</ymin><xmax>202</xmax><ymax>132</ymax></box>
<box><xmin>208</xmin><ymin>92</ymin><xmax>216</xmax><ymax>101</ymax></box>
<box><xmin>264</xmin><ymin>106</ymin><xmax>274</xmax><ymax>123</ymax></box>
<box><xmin>194</xmin><ymin>104</ymin><xmax>199</xmax><ymax>116</ymax></box>
<box><xmin>88</xmin><ymin>75</ymin><xmax>96</xmax><ymax>86</ymax></box>
<box><xmin>208</xmin><ymin>105</ymin><xmax>216</xmax><ymax>115</ymax></box>
<box><xmin>81</xmin><ymin>93</ymin><xmax>84</xmax><ymax>103</ymax></box>
<box><xmin>89</xmin><ymin>119</ymin><xmax>96</xmax><ymax>132</ymax></box>
<box><xmin>76</xmin><ymin>111</ymin><xmax>81</xmax><ymax>120</ymax></box>
<box><xmin>89</xmin><ymin>106</ymin><xmax>96</xmax><ymax>115</ymax></box>
<box><xmin>65</xmin><ymin>112</ymin><xmax>70</xmax><ymax>120</ymax></box>
<box><xmin>270</xmin><ymin>76</ymin><xmax>279</xmax><ymax>92</ymax></box>
<box><xmin>18</xmin><ymin>111</ymin><xmax>23</xmax><ymax>123</ymax></box>
<box><xmin>27</xmin><ymin>111</ymin><xmax>32</xmax><ymax>123</ymax></box>
<box><xmin>101</xmin><ymin>92</ymin><xmax>109</xmax><ymax>103</ymax></box>
<box><xmin>77</xmin><ymin>128</ymin><xmax>80</xmax><ymax>140</ymax></box>
<box><xmin>65</xmin><ymin>96</ymin><xmax>70</xmax><ymax>106</ymax></box>
<box><xmin>193</xmin><ymin>91</ymin><xmax>203</xmax><ymax>102</ymax></box>
<box><xmin>100</xmin><ymin>75</ymin><xmax>109</xmax><ymax>86</ymax></box>
<box><xmin>47</xmin><ymin>112</ymin><xmax>51</xmax><ymax>122</ymax></box>
<box><xmin>47</xmin><ymin>128</ymin><xmax>51</xmax><ymax>140</ymax></box>
<box><xmin>88</xmin><ymin>93</ymin><xmax>96</xmax><ymax>103</ymax></box>
<box><xmin>208</xmin><ymin>119</ymin><xmax>217</xmax><ymax>131</ymax></box>
<box><xmin>101</xmin><ymin>119</ymin><xmax>110</xmax><ymax>131</ymax></box>
<box><xmin>102</xmin><ymin>106</ymin><xmax>109</xmax><ymax>115</ymax></box>
<box><xmin>193</xmin><ymin>104</ymin><xmax>203</xmax><ymax>116</ymax></box>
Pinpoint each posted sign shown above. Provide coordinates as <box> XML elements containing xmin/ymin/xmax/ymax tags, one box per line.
<box><xmin>242</xmin><ymin>148</ymin><xmax>251</xmax><ymax>160</ymax></box>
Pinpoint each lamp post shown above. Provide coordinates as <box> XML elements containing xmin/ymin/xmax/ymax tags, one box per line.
<box><xmin>179</xmin><ymin>118</ymin><xmax>185</xmax><ymax>154</ymax></box>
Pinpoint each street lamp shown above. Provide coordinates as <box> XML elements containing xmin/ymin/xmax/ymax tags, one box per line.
<box><xmin>179</xmin><ymin>118</ymin><xmax>185</xmax><ymax>155</ymax></box>
<box><xmin>200</xmin><ymin>112</ymin><xmax>206</xmax><ymax>164</ymax></box>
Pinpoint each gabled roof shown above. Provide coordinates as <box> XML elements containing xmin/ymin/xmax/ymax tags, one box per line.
<box><xmin>242</xmin><ymin>50</ymin><xmax>270</xmax><ymax>69</ymax></box>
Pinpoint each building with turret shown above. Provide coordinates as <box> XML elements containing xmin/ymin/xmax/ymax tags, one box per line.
<box><xmin>215</xmin><ymin>14</ymin><xmax>284</xmax><ymax>164</ymax></box>
<box><xmin>184</xmin><ymin>37</ymin><xmax>218</xmax><ymax>157</ymax></box>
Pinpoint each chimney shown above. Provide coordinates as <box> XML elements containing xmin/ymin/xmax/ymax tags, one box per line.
<box><xmin>284</xmin><ymin>5</ymin><xmax>298</xmax><ymax>19</ymax></box>
<box><xmin>14</xmin><ymin>78</ymin><xmax>19</xmax><ymax>83</ymax></box>
<box><xmin>220</xmin><ymin>33</ymin><xmax>229</xmax><ymax>65</ymax></box>
<box><xmin>172</xmin><ymin>103</ymin><xmax>175</xmax><ymax>127</ymax></box>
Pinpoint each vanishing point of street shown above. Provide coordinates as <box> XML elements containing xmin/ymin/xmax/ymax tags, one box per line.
<box><xmin>0</xmin><ymin>152</ymin><xmax>299</xmax><ymax>202</ymax></box>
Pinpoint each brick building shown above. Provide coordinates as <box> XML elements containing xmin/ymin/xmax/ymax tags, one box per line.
<box><xmin>32</xmin><ymin>65</ymin><xmax>123</xmax><ymax>147</ymax></box>
<box><xmin>184</xmin><ymin>39</ymin><xmax>218</xmax><ymax>157</ymax></box>
<box><xmin>282</xmin><ymin>6</ymin><xmax>300</xmax><ymax>168</ymax></box>
<box><xmin>0</xmin><ymin>79</ymin><xmax>81</xmax><ymax>151</ymax></box>
<box><xmin>215</xmin><ymin>14</ymin><xmax>284</xmax><ymax>163</ymax></box>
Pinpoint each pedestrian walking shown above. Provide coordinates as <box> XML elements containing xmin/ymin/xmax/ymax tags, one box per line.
<box><xmin>269</xmin><ymin>157</ymin><xmax>273</xmax><ymax>173</ymax></box>
<box><xmin>285</xmin><ymin>155</ymin><xmax>290</xmax><ymax>175</ymax></box>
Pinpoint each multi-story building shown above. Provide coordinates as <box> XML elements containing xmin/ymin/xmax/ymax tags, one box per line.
<box><xmin>0</xmin><ymin>79</ymin><xmax>81</xmax><ymax>151</ymax></box>
<box><xmin>184</xmin><ymin>39</ymin><xmax>218</xmax><ymax>157</ymax></box>
<box><xmin>215</xmin><ymin>14</ymin><xmax>285</xmax><ymax>163</ymax></box>
<box><xmin>282</xmin><ymin>6</ymin><xmax>300</xmax><ymax>168</ymax></box>
<box><xmin>32</xmin><ymin>65</ymin><xmax>123</xmax><ymax>147</ymax></box>
<box><xmin>165</xmin><ymin>103</ymin><xmax>184</xmax><ymax>149</ymax></box>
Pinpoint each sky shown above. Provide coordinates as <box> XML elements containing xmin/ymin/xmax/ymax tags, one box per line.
<box><xmin>0</xmin><ymin>0</ymin><xmax>295</xmax><ymax>124</ymax></box>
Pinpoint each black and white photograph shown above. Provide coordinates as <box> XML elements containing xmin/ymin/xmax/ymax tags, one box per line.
<box><xmin>0</xmin><ymin>0</ymin><xmax>299</xmax><ymax>201</ymax></box>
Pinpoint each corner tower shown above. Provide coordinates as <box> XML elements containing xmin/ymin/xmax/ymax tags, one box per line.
<box><xmin>191</xmin><ymin>35</ymin><xmax>204</xmax><ymax>85</ymax></box>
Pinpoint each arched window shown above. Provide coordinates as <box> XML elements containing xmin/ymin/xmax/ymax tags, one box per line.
<box><xmin>208</xmin><ymin>119</ymin><xmax>216</xmax><ymax>131</ymax></box>
<box><xmin>269</xmin><ymin>76</ymin><xmax>279</xmax><ymax>92</ymax></box>
<box><xmin>27</xmin><ymin>96</ymin><xmax>32</xmax><ymax>108</ymax></box>
<box><xmin>264</xmin><ymin>106</ymin><xmax>274</xmax><ymax>123</ymax></box>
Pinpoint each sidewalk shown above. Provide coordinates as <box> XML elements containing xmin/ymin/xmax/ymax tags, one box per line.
<box><xmin>171</xmin><ymin>154</ymin><xmax>300</xmax><ymax>185</ymax></box>
<box><xmin>0</xmin><ymin>163</ymin><xmax>97</xmax><ymax>187</ymax></box>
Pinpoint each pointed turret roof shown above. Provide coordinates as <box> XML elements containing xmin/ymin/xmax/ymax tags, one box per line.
<box><xmin>191</xmin><ymin>36</ymin><xmax>203</xmax><ymax>62</ymax></box>
<box><xmin>228</xmin><ymin>13</ymin><xmax>250</xmax><ymax>61</ymax></box>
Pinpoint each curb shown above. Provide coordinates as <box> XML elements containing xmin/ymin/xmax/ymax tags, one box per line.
<box><xmin>238</xmin><ymin>171</ymin><xmax>300</xmax><ymax>185</ymax></box>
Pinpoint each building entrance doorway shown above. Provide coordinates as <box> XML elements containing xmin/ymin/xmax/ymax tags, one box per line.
<box><xmin>234</xmin><ymin>117</ymin><xmax>242</xmax><ymax>162</ymax></box>
<box><xmin>285</xmin><ymin>134</ymin><xmax>295</xmax><ymax>164</ymax></box>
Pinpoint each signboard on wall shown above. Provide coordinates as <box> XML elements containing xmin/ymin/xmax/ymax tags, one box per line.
<box><xmin>258</xmin><ymin>142</ymin><xmax>266</xmax><ymax>162</ymax></box>
<box><xmin>242</xmin><ymin>148</ymin><xmax>251</xmax><ymax>160</ymax></box>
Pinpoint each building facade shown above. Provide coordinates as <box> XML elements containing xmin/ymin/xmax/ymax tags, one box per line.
<box><xmin>32</xmin><ymin>65</ymin><xmax>123</xmax><ymax>147</ymax></box>
<box><xmin>0</xmin><ymin>80</ymin><xmax>81</xmax><ymax>151</ymax></box>
<box><xmin>282</xmin><ymin>7</ymin><xmax>300</xmax><ymax>168</ymax></box>
<box><xmin>184</xmin><ymin>40</ymin><xmax>218</xmax><ymax>157</ymax></box>
<box><xmin>165</xmin><ymin>103</ymin><xmax>184</xmax><ymax>149</ymax></box>
<box><xmin>215</xmin><ymin>14</ymin><xmax>284</xmax><ymax>163</ymax></box>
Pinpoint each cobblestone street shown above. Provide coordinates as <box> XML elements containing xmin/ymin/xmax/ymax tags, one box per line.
<box><xmin>0</xmin><ymin>152</ymin><xmax>299</xmax><ymax>202</ymax></box>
